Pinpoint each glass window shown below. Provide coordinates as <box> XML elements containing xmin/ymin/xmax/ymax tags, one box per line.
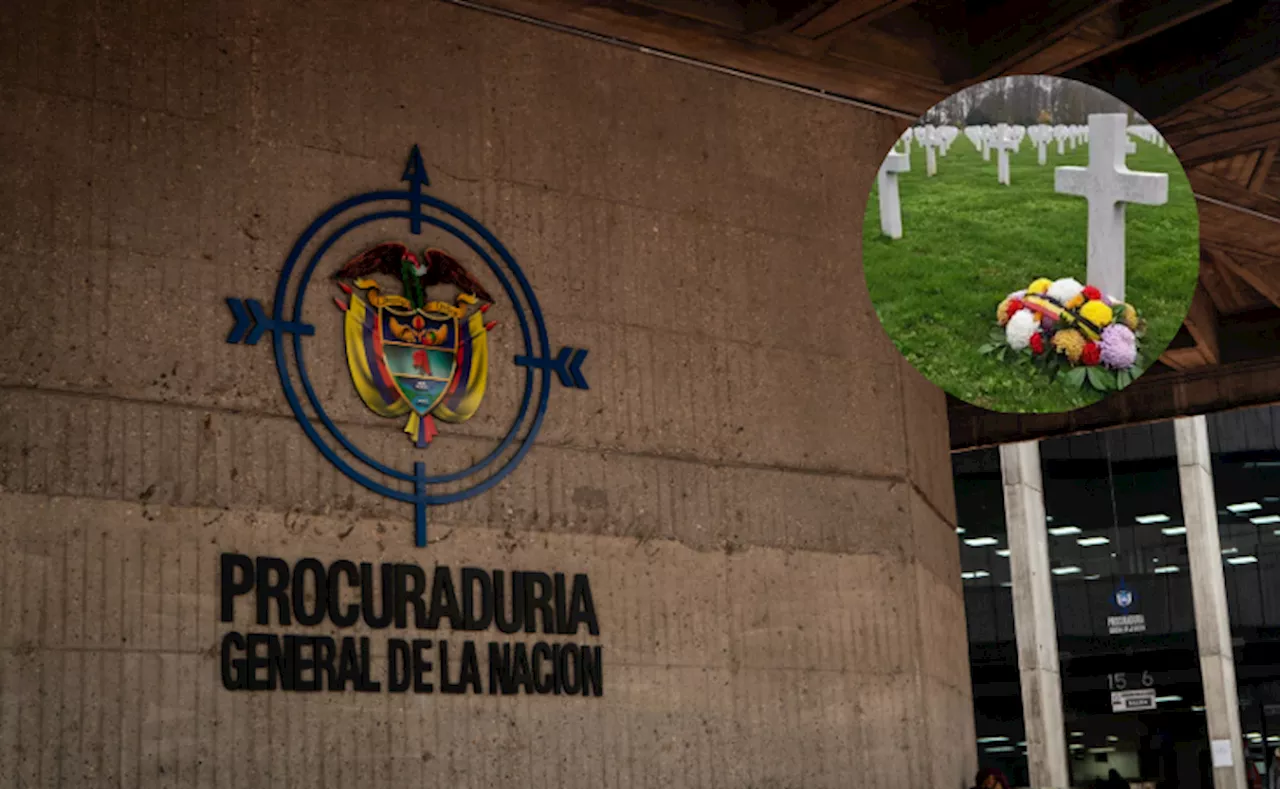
<box><xmin>955</xmin><ymin>447</ymin><xmax>1028</xmax><ymax>784</ymax></box>
<box><xmin>1040</xmin><ymin>422</ymin><xmax>1209</xmax><ymax>788</ymax></box>
<box><xmin>1207</xmin><ymin>404</ymin><xmax>1280</xmax><ymax>768</ymax></box>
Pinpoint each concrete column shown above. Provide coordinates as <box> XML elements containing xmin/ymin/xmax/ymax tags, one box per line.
<box><xmin>1000</xmin><ymin>441</ymin><xmax>1070</xmax><ymax>789</ymax></box>
<box><xmin>1175</xmin><ymin>416</ymin><xmax>1247</xmax><ymax>789</ymax></box>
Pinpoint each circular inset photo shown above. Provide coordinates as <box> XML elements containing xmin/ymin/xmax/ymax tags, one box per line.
<box><xmin>863</xmin><ymin>75</ymin><xmax>1200</xmax><ymax>414</ymax></box>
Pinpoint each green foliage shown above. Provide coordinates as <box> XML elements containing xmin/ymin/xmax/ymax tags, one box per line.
<box><xmin>863</xmin><ymin>138</ymin><xmax>1199</xmax><ymax>413</ymax></box>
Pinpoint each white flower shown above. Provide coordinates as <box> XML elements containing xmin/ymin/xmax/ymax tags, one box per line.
<box><xmin>1005</xmin><ymin>309</ymin><xmax>1039</xmax><ymax>350</ymax></box>
<box><xmin>1047</xmin><ymin>277</ymin><xmax>1084</xmax><ymax>304</ymax></box>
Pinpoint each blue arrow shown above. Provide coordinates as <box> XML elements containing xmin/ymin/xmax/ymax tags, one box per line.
<box><xmin>402</xmin><ymin>145</ymin><xmax>430</xmax><ymax>235</ymax></box>
<box><xmin>514</xmin><ymin>346</ymin><xmax>590</xmax><ymax>389</ymax></box>
<box><xmin>225</xmin><ymin>298</ymin><xmax>316</xmax><ymax>345</ymax></box>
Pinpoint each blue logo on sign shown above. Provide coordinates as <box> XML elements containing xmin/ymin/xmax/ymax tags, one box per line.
<box><xmin>225</xmin><ymin>146</ymin><xmax>589</xmax><ymax>548</ymax></box>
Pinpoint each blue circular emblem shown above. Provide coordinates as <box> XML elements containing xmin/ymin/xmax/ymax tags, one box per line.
<box><xmin>225</xmin><ymin>147</ymin><xmax>589</xmax><ymax>546</ymax></box>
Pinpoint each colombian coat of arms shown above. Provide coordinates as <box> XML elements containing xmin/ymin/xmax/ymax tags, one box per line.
<box><xmin>334</xmin><ymin>243</ymin><xmax>497</xmax><ymax>447</ymax></box>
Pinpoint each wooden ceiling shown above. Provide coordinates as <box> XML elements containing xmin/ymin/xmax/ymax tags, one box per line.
<box><xmin>472</xmin><ymin>0</ymin><xmax>1280</xmax><ymax>446</ymax></box>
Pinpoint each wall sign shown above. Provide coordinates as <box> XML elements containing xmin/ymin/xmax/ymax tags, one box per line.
<box><xmin>1111</xmin><ymin>689</ymin><xmax>1157</xmax><ymax>712</ymax></box>
<box><xmin>1107</xmin><ymin>581</ymin><xmax>1146</xmax><ymax>634</ymax></box>
<box><xmin>219</xmin><ymin>553</ymin><xmax>603</xmax><ymax>696</ymax></box>
<box><xmin>225</xmin><ymin>147</ymin><xmax>590</xmax><ymax>546</ymax></box>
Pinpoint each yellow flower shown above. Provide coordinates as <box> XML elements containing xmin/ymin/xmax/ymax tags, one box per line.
<box><xmin>997</xmin><ymin>297</ymin><xmax>1013</xmax><ymax>326</ymax></box>
<box><xmin>1065</xmin><ymin>294</ymin><xmax>1086</xmax><ymax>310</ymax></box>
<box><xmin>1120</xmin><ymin>304</ymin><xmax>1138</xmax><ymax>330</ymax></box>
<box><xmin>1079</xmin><ymin>300</ymin><xmax>1113</xmax><ymax>328</ymax></box>
<box><xmin>1052</xmin><ymin>329</ymin><xmax>1086</xmax><ymax>363</ymax></box>
<box><xmin>1027</xmin><ymin>278</ymin><xmax>1053</xmax><ymax>295</ymax></box>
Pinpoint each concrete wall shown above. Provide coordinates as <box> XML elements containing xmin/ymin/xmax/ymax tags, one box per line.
<box><xmin>0</xmin><ymin>0</ymin><xmax>974</xmax><ymax>786</ymax></box>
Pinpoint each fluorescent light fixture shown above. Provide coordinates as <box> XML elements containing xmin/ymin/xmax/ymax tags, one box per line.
<box><xmin>1161</xmin><ymin>526</ymin><xmax>1187</xmax><ymax>536</ymax></box>
<box><xmin>996</xmin><ymin>549</ymin><xmax>1011</xmax><ymax>557</ymax></box>
<box><xmin>1227</xmin><ymin>555</ymin><xmax>1258</xmax><ymax>565</ymax></box>
<box><xmin>1250</xmin><ymin>514</ymin><xmax>1280</xmax><ymax>525</ymax></box>
<box><xmin>1016</xmin><ymin>741</ymin><xmax>1027</xmax><ymax>747</ymax></box>
<box><xmin>964</xmin><ymin>536</ymin><xmax>999</xmax><ymax>547</ymax></box>
<box><xmin>1247</xmin><ymin>732</ymin><xmax>1262</xmax><ymax>739</ymax></box>
<box><xmin>1051</xmin><ymin>566</ymin><xmax>1082</xmax><ymax>575</ymax></box>
<box><xmin>1154</xmin><ymin>695</ymin><xmax>1182</xmax><ymax>703</ymax></box>
<box><xmin>961</xmin><ymin>570</ymin><xmax>991</xmax><ymax>580</ymax></box>
<box><xmin>1135</xmin><ymin>513</ymin><xmax>1170</xmax><ymax>524</ymax></box>
<box><xmin>1077</xmin><ymin>536</ymin><xmax>1110</xmax><ymax>546</ymax></box>
<box><xmin>1070</xmin><ymin>732</ymin><xmax>1084</xmax><ymax>738</ymax></box>
<box><xmin>1265</xmin><ymin>497</ymin><xmax>1280</xmax><ymax>503</ymax></box>
<box><xmin>1049</xmin><ymin>525</ymin><xmax>1082</xmax><ymax>536</ymax></box>
<box><xmin>956</xmin><ymin>527</ymin><xmax>966</xmax><ymax>534</ymax></box>
<box><xmin>1106</xmin><ymin>736</ymin><xmax>1119</xmax><ymax>742</ymax></box>
<box><xmin>1227</xmin><ymin>502</ymin><xmax>1262</xmax><ymax>514</ymax></box>
<box><xmin>985</xmin><ymin>745</ymin><xmax>1015</xmax><ymax>753</ymax></box>
<box><xmin>1192</xmin><ymin>705</ymin><xmax>1205</xmax><ymax>712</ymax></box>
<box><xmin>1069</xmin><ymin>743</ymin><xmax>1083</xmax><ymax>750</ymax></box>
<box><xmin>1221</xmin><ymin>547</ymin><xmax>1239</xmax><ymax>555</ymax></box>
<box><xmin>1084</xmin><ymin>574</ymin><xmax>1101</xmax><ymax>580</ymax></box>
<box><xmin>977</xmin><ymin>736</ymin><xmax>1009</xmax><ymax>744</ymax></box>
<box><xmin>1046</xmin><ymin>515</ymin><xmax>1054</xmax><ymax>522</ymax></box>
<box><xmin>1270</xmin><ymin>736</ymin><xmax>1280</xmax><ymax>743</ymax></box>
<box><xmin>1088</xmin><ymin>747</ymin><xmax>1117</xmax><ymax>754</ymax></box>
<box><xmin>1155</xmin><ymin>565</ymin><xmax>1181</xmax><ymax>574</ymax></box>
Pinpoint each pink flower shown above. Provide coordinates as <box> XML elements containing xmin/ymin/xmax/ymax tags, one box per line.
<box><xmin>1099</xmin><ymin>324</ymin><xmax>1137</xmax><ymax>369</ymax></box>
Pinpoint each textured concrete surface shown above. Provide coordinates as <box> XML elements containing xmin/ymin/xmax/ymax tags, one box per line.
<box><xmin>0</xmin><ymin>0</ymin><xmax>974</xmax><ymax>785</ymax></box>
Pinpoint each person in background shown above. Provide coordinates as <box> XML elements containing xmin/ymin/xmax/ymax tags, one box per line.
<box><xmin>1269</xmin><ymin>747</ymin><xmax>1280</xmax><ymax>789</ymax></box>
<box><xmin>1103</xmin><ymin>768</ymin><xmax>1129</xmax><ymax>789</ymax></box>
<box><xmin>971</xmin><ymin>767</ymin><xmax>1011</xmax><ymax>789</ymax></box>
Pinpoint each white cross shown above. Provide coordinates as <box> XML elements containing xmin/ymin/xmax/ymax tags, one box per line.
<box><xmin>981</xmin><ymin>127</ymin><xmax>993</xmax><ymax>161</ymax></box>
<box><xmin>1054</xmin><ymin>113</ymin><xmax>1169</xmax><ymax>301</ymax></box>
<box><xmin>1054</xmin><ymin>125</ymin><xmax>1068</xmax><ymax>155</ymax></box>
<box><xmin>991</xmin><ymin>123</ymin><xmax>1017</xmax><ymax>185</ymax></box>
<box><xmin>877</xmin><ymin>149</ymin><xmax>910</xmax><ymax>239</ymax></box>
<box><xmin>900</xmin><ymin>128</ymin><xmax>913</xmax><ymax>156</ymax></box>
<box><xmin>918</xmin><ymin>125</ymin><xmax>939</xmax><ymax>177</ymax></box>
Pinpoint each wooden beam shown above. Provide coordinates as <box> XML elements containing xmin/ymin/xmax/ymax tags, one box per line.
<box><xmin>1169</xmin><ymin>108</ymin><xmax>1280</xmax><ymax>166</ymax></box>
<box><xmin>1182</xmin><ymin>281</ymin><xmax>1221</xmax><ymax>365</ymax></box>
<box><xmin>1062</xmin><ymin>0</ymin><xmax>1280</xmax><ymax>122</ymax></box>
<box><xmin>948</xmin><ymin>355</ymin><xmax>1280</xmax><ymax>451</ymax></box>
<box><xmin>1160</xmin><ymin>345</ymin><xmax>1211</xmax><ymax>371</ymax></box>
<box><xmin>1216</xmin><ymin>248</ymin><xmax>1280</xmax><ymax>309</ymax></box>
<box><xmin>468</xmin><ymin>0</ymin><xmax>947</xmax><ymax>113</ymax></box>
<box><xmin>790</xmin><ymin>0</ymin><xmax>916</xmax><ymax>38</ymax></box>
<box><xmin>1040</xmin><ymin>0</ymin><xmax>1234</xmax><ymax>75</ymax></box>
<box><xmin>1249</xmin><ymin>141</ymin><xmax>1280</xmax><ymax>192</ymax></box>
<box><xmin>963</xmin><ymin>0</ymin><xmax>1119</xmax><ymax>83</ymax></box>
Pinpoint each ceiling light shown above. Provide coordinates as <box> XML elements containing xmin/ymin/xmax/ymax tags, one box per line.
<box><xmin>996</xmin><ymin>549</ymin><xmax>1010</xmax><ymax>557</ymax></box>
<box><xmin>1071</xmin><ymin>732</ymin><xmax>1083</xmax><ymax>738</ymax></box>
<box><xmin>1000</xmin><ymin>581</ymin><xmax>1013</xmax><ymax>588</ymax></box>
<box><xmin>977</xmin><ymin>736</ymin><xmax>1009</xmax><ymax>744</ymax></box>
<box><xmin>1016</xmin><ymin>741</ymin><xmax>1027</xmax><ymax>747</ymax></box>
<box><xmin>1106</xmin><ymin>736</ymin><xmax>1119</xmax><ymax>742</ymax></box>
<box><xmin>1265</xmin><ymin>497</ymin><xmax>1280</xmax><ymax>503</ymax></box>
<box><xmin>1084</xmin><ymin>574</ymin><xmax>1101</xmax><ymax>580</ymax></box>
<box><xmin>1250</xmin><ymin>515</ymin><xmax>1280</xmax><ymax>525</ymax></box>
<box><xmin>1046</xmin><ymin>515</ymin><xmax>1055</xmax><ymax>522</ymax></box>
<box><xmin>1155</xmin><ymin>695</ymin><xmax>1182</xmax><ymax>703</ymax></box>
<box><xmin>964</xmin><ymin>536</ymin><xmax>999</xmax><ymax>547</ymax></box>
<box><xmin>1049</xmin><ymin>525</ymin><xmax>1082</xmax><ymax>536</ymax></box>
<box><xmin>1077</xmin><ymin>536</ymin><xmax>1110</xmax><ymax>546</ymax></box>
<box><xmin>1161</xmin><ymin>526</ymin><xmax>1187</xmax><ymax>536</ymax></box>
<box><xmin>1052</xmin><ymin>566</ymin><xmax>1082</xmax><ymax>575</ymax></box>
<box><xmin>985</xmin><ymin>745</ymin><xmax>1015</xmax><ymax>753</ymax></box>
<box><xmin>1221</xmin><ymin>547</ymin><xmax>1239</xmax><ymax>555</ymax></box>
<box><xmin>1135</xmin><ymin>513</ymin><xmax>1170</xmax><ymax>524</ymax></box>
<box><xmin>1227</xmin><ymin>555</ymin><xmax>1258</xmax><ymax>565</ymax></box>
<box><xmin>1155</xmin><ymin>565</ymin><xmax>1181</xmax><ymax>574</ymax></box>
<box><xmin>956</xmin><ymin>527</ymin><xmax>966</xmax><ymax>534</ymax></box>
<box><xmin>1069</xmin><ymin>743</ymin><xmax>1084</xmax><ymax>750</ymax></box>
<box><xmin>1088</xmin><ymin>747</ymin><xmax>1117</xmax><ymax>754</ymax></box>
<box><xmin>1227</xmin><ymin>502</ymin><xmax>1262</xmax><ymax>514</ymax></box>
<box><xmin>1192</xmin><ymin>705</ymin><xmax>1205</xmax><ymax>712</ymax></box>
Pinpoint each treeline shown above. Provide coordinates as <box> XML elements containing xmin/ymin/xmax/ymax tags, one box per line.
<box><xmin>921</xmin><ymin>76</ymin><xmax>1140</xmax><ymax>127</ymax></box>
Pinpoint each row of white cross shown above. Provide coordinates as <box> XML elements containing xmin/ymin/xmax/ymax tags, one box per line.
<box><xmin>876</xmin><ymin>114</ymin><xmax>1170</xmax><ymax>301</ymax></box>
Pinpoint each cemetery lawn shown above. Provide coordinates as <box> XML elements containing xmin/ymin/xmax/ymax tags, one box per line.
<box><xmin>862</xmin><ymin>139</ymin><xmax>1199</xmax><ymax>413</ymax></box>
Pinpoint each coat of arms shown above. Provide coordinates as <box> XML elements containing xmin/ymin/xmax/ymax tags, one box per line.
<box><xmin>333</xmin><ymin>243</ymin><xmax>497</xmax><ymax>447</ymax></box>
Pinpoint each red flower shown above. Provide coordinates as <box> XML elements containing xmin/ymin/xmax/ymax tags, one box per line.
<box><xmin>1007</xmin><ymin>298</ymin><xmax>1024</xmax><ymax>314</ymax></box>
<box><xmin>1029</xmin><ymin>333</ymin><xmax>1045</xmax><ymax>355</ymax></box>
<box><xmin>1082</xmin><ymin>286</ymin><xmax>1102</xmax><ymax>302</ymax></box>
<box><xmin>1081</xmin><ymin>342</ymin><xmax>1101</xmax><ymax>366</ymax></box>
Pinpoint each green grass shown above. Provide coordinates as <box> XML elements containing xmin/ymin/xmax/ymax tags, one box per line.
<box><xmin>863</xmin><ymin>136</ymin><xmax>1200</xmax><ymax>413</ymax></box>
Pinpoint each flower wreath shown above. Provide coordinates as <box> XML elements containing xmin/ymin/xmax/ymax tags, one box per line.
<box><xmin>979</xmin><ymin>277</ymin><xmax>1147</xmax><ymax>393</ymax></box>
